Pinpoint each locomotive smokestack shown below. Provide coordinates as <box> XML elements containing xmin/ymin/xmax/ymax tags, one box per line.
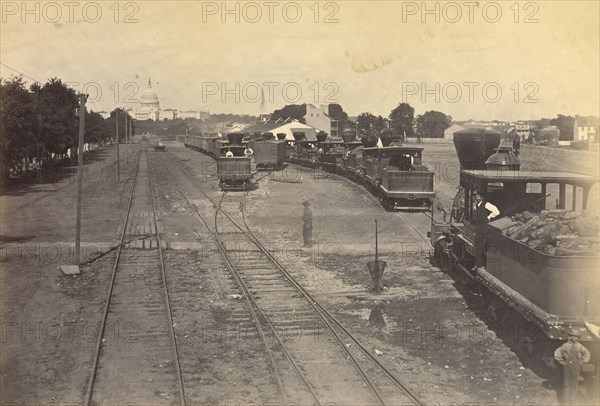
<box><xmin>452</xmin><ymin>128</ymin><xmax>502</xmax><ymax>170</ymax></box>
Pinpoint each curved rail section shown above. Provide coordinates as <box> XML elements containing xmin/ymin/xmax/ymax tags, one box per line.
<box><xmin>159</xmin><ymin>152</ymin><xmax>423</xmax><ymax>406</ymax></box>
<box><xmin>84</xmin><ymin>146</ymin><xmax>185</xmax><ymax>405</ymax></box>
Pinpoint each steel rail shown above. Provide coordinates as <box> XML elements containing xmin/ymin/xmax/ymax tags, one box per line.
<box><xmin>162</xmin><ymin>153</ymin><xmax>391</xmax><ymax>405</ymax></box>
<box><xmin>147</xmin><ymin>149</ymin><xmax>187</xmax><ymax>405</ymax></box>
<box><xmin>239</xmin><ymin>203</ymin><xmax>424</xmax><ymax>406</ymax></box>
<box><xmin>84</xmin><ymin>149</ymin><xmax>141</xmax><ymax>406</ymax></box>
<box><xmin>164</xmin><ymin>147</ymin><xmax>424</xmax><ymax>405</ymax></box>
<box><xmin>158</xmin><ymin>154</ymin><xmax>290</xmax><ymax>405</ymax></box>
<box><xmin>214</xmin><ymin>192</ymin><xmax>323</xmax><ymax>405</ymax></box>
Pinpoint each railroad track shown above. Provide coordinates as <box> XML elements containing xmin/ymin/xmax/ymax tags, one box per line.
<box><xmin>84</xmin><ymin>146</ymin><xmax>185</xmax><ymax>405</ymax></box>
<box><xmin>158</xmin><ymin>151</ymin><xmax>423</xmax><ymax>405</ymax></box>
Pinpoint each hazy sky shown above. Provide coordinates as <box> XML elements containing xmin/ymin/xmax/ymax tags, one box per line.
<box><xmin>1</xmin><ymin>1</ymin><xmax>598</xmax><ymax>121</ymax></box>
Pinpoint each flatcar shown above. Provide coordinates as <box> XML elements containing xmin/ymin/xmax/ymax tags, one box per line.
<box><xmin>429</xmin><ymin>128</ymin><xmax>599</xmax><ymax>372</ymax></box>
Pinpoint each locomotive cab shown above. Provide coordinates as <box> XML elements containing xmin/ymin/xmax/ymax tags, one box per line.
<box><xmin>431</xmin><ymin>169</ymin><xmax>600</xmax><ymax>344</ymax></box>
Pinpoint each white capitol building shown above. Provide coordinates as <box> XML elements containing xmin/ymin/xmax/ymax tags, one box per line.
<box><xmin>99</xmin><ymin>79</ymin><xmax>208</xmax><ymax>121</ymax></box>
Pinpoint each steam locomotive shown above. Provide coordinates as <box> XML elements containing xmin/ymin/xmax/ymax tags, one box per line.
<box><xmin>430</xmin><ymin>128</ymin><xmax>599</xmax><ymax>370</ymax></box>
<box><xmin>287</xmin><ymin>130</ymin><xmax>436</xmax><ymax>210</ymax></box>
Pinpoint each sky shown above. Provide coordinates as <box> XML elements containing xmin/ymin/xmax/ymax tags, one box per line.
<box><xmin>1</xmin><ymin>0</ymin><xmax>599</xmax><ymax>121</ymax></box>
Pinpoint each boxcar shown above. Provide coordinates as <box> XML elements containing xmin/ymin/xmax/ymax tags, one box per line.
<box><xmin>254</xmin><ymin>140</ymin><xmax>286</xmax><ymax>170</ymax></box>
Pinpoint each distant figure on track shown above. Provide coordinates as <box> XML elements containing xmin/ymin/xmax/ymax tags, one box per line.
<box><xmin>554</xmin><ymin>328</ymin><xmax>591</xmax><ymax>405</ymax></box>
<box><xmin>302</xmin><ymin>200</ymin><xmax>313</xmax><ymax>248</ymax></box>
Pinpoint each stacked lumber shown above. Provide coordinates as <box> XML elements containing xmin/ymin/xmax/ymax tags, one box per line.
<box><xmin>503</xmin><ymin>209</ymin><xmax>600</xmax><ymax>256</ymax></box>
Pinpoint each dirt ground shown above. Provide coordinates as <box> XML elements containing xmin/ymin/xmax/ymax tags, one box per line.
<box><xmin>1</xmin><ymin>142</ymin><xmax>597</xmax><ymax>405</ymax></box>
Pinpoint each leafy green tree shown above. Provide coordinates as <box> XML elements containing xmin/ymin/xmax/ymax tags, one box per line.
<box><xmin>416</xmin><ymin>110</ymin><xmax>451</xmax><ymax>139</ymax></box>
<box><xmin>389</xmin><ymin>103</ymin><xmax>415</xmax><ymax>139</ymax></box>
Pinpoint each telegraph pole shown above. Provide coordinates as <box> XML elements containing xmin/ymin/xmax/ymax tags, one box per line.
<box><xmin>125</xmin><ymin>110</ymin><xmax>129</xmax><ymax>156</ymax></box>
<box><xmin>116</xmin><ymin>110</ymin><xmax>120</xmax><ymax>182</ymax></box>
<box><xmin>75</xmin><ymin>94</ymin><xmax>86</xmax><ymax>265</ymax></box>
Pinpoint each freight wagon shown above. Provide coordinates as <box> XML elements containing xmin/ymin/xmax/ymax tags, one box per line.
<box><xmin>253</xmin><ymin>140</ymin><xmax>286</xmax><ymax>170</ymax></box>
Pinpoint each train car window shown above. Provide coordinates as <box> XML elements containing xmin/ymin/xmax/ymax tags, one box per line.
<box><xmin>526</xmin><ymin>182</ymin><xmax>542</xmax><ymax>193</ymax></box>
<box><xmin>487</xmin><ymin>181</ymin><xmax>503</xmax><ymax>191</ymax></box>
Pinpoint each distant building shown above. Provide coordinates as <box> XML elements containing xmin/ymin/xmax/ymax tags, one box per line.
<box><xmin>217</xmin><ymin>122</ymin><xmax>249</xmax><ymax>137</ymax></box>
<box><xmin>159</xmin><ymin>109</ymin><xmax>177</xmax><ymax>120</ymax></box>
<box><xmin>573</xmin><ymin>115</ymin><xmax>599</xmax><ymax>142</ymax></box>
<box><xmin>444</xmin><ymin>124</ymin><xmax>464</xmax><ymax>140</ymax></box>
<box><xmin>515</xmin><ymin>123</ymin><xmax>531</xmax><ymax>140</ymax></box>
<box><xmin>304</xmin><ymin>104</ymin><xmax>340</xmax><ymax>138</ymax></box>
<box><xmin>127</xmin><ymin>78</ymin><xmax>208</xmax><ymax>121</ymax></box>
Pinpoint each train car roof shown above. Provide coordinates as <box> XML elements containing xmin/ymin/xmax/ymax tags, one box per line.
<box><xmin>462</xmin><ymin>170</ymin><xmax>599</xmax><ymax>185</ymax></box>
<box><xmin>220</xmin><ymin>145</ymin><xmax>246</xmax><ymax>149</ymax></box>
<box><xmin>362</xmin><ymin>146</ymin><xmax>424</xmax><ymax>152</ymax></box>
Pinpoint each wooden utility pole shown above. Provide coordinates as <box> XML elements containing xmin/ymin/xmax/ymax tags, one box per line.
<box><xmin>125</xmin><ymin>111</ymin><xmax>129</xmax><ymax>156</ymax></box>
<box><xmin>116</xmin><ymin>110</ymin><xmax>120</xmax><ymax>181</ymax></box>
<box><xmin>75</xmin><ymin>94</ymin><xmax>86</xmax><ymax>265</ymax></box>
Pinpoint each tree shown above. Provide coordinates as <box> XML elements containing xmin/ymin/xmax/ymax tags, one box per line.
<box><xmin>270</xmin><ymin>104</ymin><xmax>306</xmax><ymax>123</ymax></box>
<box><xmin>539</xmin><ymin>117</ymin><xmax>552</xmax><ymax>129</ymax></box>
<box><xmin>35</xmin><ymin>78</ymin><xmax>79</xmax><ymax>159</ymax></box>
<box><xmin>550</xmin><ymin>114</ymin><xmax>574</xmax><ymax>141</ymax></box>
<box><xmin>389</xmin><ymin>103</ymin><xmax>415</xmax><ymax>139</ymax></box>
<box><xmin>0</xmin><ymin>76</ymin><xmax>36</xmax><ymax>173</ymax></box>
<box><xmin>416</xmin><ymin>111</ymin><xmax>451</xmax><ymax>139</ymax></box>
<box><xmin>85</xmin><ymin>111</ymin><xmax>111</xmax><ymax>143</ymax></box>
<box><xmin>106</xmin><ymin>108</ymin><xmax>132</xmax><ymax>142</ymax></box>
<box><xmin>356</xmin><ymin>113</ymin><xmax>388</xmax><ymax>135</ymax></box>
<box><xmin>328</xmin><ymin>103</ymin><xmax>349</xmax><ymax>121</ymax></box>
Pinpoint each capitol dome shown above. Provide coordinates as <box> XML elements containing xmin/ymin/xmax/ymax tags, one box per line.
<box><xmin>140</xmin><ymin>79</ymin><xmax>159</xmax><ymax>110</ymax></box>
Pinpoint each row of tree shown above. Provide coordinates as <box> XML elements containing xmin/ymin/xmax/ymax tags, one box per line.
<box><xmin>270</xmin><ymin>101</ymin><xmax>452</xmax><ymax>139</ymax></box>
<box><xmin>1</xmin><ymin>76</ymin><xmax>133</xmax><ymax>174</ymax></box>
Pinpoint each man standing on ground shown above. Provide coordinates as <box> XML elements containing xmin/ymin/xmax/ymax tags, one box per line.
<box><xmin>302</xmin><ymin>200</ymin><xmax>313</xmax><ymax>248</ymax></box>
<box><xmin>554</xmin><ymin>328</ymin><xmax>591</xmax><ymax>405</ymax></box>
